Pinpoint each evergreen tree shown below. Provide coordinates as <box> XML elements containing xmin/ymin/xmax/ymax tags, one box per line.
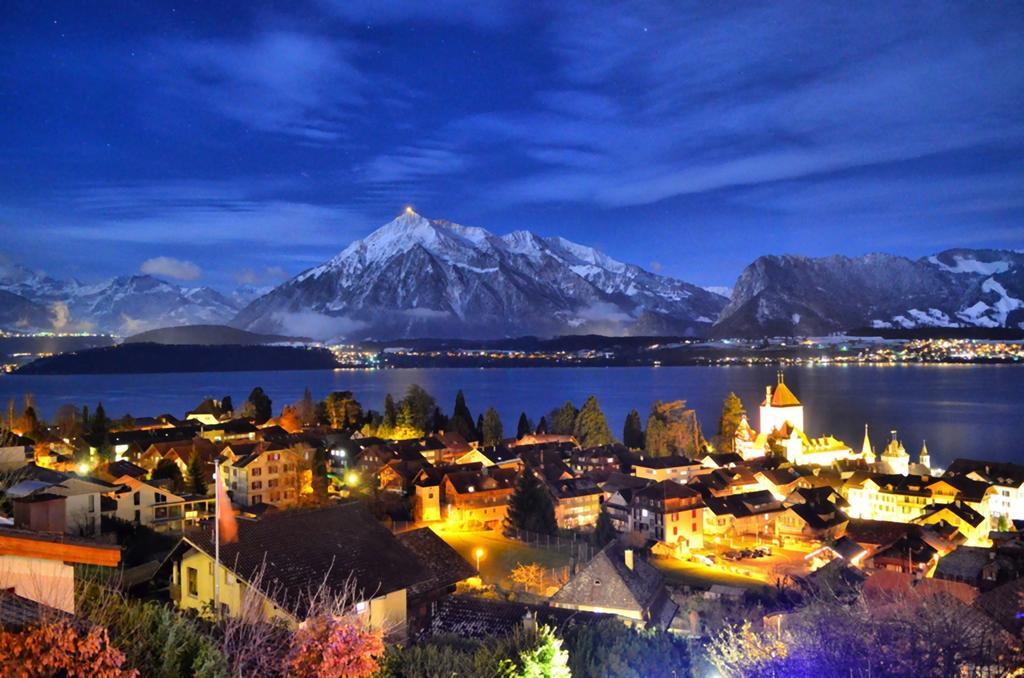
<box><xmin>400</xmin><ymin>384</ymin><xmax>436</xmax><ymax>433</ymax></box>
<box><xmin>81</xmin><ymin>405</ymin><xmax>90</xmax><ymax>433</ymax></box>
<box><xmin>430</xmin><ymin>406</ymin><xmax>448</xmax><ymax>433</ymax></box>
<box><xmin>186</xmin><ymin>454</ymin><xmax>207</xmax><ymax>496</ymax></box>
<box><xmin>220</xmin><ymin>395</ymin><xmax>234</xmax><ymax>415</ymax></box>
<box><xmin>91</xmin><ymin>402</ymin><xmax>109</xmax><ymax>439</ymax></box>
<box><xmin>481</xmin><ymin>407</ymin><xmax>504</xmax><ymax>446</ymax></box>
<box><xmin>506</xmin><ymin>469</ymin><xmax>557</xmax><ymax>535</ymax></box>
<box><xmin>573</xmin><ymin>395</ymin><xmax>613</xmax><ymax>448</ymax></box>
<box><xmin>245</xmin><ymin>387</ymin><xmax>273</xmax><ymax>424</ymax></box>
<box><xmin>592</xmin><ymin>505</ymin><xmax>617</xmax><ymax>548</ymax></box>
<box><xmin>311</xmin><ymin>445</ymin><xmax>329</xmax><ymax>503</ymax></box>
<box><xmin>152</xmin><ymin>458</ymin><xmax>183</xmax><ymax>491</ymax></box>
<box><xmin>535</xmin><ymin>416</ymin><xmax>549</xmax><ymax>435</ymax></box>
<box><xmin>323</xmin><ymin>391</ymin><xmax>363</xmax><ymax>428</ymax></box>
<box><xmin>382</xmin><ymin>394</ymin><xmax>398</xmax><ymax>431</ymax></box>
<box><xmin>449</xmin><ymin>390</ymin><xmax>477</xmax><ymax>441</ymax></box>
<box><xmin>622</xmin><ymin>408</ymin><xmax>644</xmax><ymax>449</ymax></box>
<box><xmin>547</xmin><ymin>401</ymin><xmax>578</xmax><ymax>436</ymax></box>
<box><xmin>716</xmin><ymin>392</ymin><xmax>746</xmax><ymax>452</ymax></box>
<box><xmin>516</xmin><ymin>412</ymin><xmax>533</xmax><ymax>439</ymax></box>
<box><xmin>476</xmin><ymin>413</ymin><xmax>485</xmax><ymax>439</ymax></box>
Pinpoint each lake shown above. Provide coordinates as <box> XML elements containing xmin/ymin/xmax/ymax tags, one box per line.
<box><xmin>1</xmin><ymin>365</ymin><xmax>1020</xmax><ymax>468</ymax></box>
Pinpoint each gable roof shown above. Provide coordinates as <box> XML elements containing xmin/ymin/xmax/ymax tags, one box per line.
<box><xmin>550</xmin><ymin>542</ymin><xmax>676</xmax><ymax>626</ymax></box>
<box><xmin>182</xmin><ymin>502</ymin><xmax>428</xmax><ymax>618</ymax></box>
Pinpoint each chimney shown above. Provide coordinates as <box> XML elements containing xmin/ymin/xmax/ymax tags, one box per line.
<box><xmin>624</xmin><ymin>548</ymin><xmax>634</xmax><ymax>571</ymax></box>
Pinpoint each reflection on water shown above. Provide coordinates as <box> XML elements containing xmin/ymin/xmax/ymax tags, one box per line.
<box><xmin>1</xmin><ymin>364</ymin><xmax>1019</xmax><ymax>467</ymax></box>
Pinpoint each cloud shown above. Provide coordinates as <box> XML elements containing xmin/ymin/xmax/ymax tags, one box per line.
<box><xmin>160</xmin><ymin>31</ymin><xmax>363</xmax><ymax>141</ymax></box>
<box><xmin>140</xmin><ymin>256</ymin><xmax>202</xmax><ymax>280</ymax></box>
<box><xmin>270</xmin><ymin>311</ymin><xmax>367</xmax><ymax>340</ymax></box>
<box><xmin>361</xmin><ymin>145</ymin><xmax>470</xmax><ymax>183</ymax></box>
<box><xmin>235</xmin><ymin>266</ymin><xmax>290</xmax><ymax>286</ymax></box>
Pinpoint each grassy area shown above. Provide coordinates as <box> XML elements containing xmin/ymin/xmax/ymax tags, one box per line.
<box><xmin>653</xmin><ymin>556</ymin><xmax>768</xmax><ymax>590</ymax></box>
<box><xmin>430</xmin><ymin>526</ymin><xmax>572</xmax><ymax>587</ymax></box>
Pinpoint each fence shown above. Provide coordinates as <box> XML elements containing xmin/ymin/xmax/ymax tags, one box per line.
<box><xmin>504</xmin><ymin>526</ymin><xmax>595</xmax><ymax>562</ymax></box>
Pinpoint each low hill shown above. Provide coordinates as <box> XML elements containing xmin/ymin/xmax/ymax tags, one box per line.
<box><xmin>16</xmin><ymin>343</ymin><xmax>339</xmax><ymax>375</ymax></box>
<box><xmin>124</xmin><ymin>324</ymin><xmax>308</xmax><ymax>346</ymax></box>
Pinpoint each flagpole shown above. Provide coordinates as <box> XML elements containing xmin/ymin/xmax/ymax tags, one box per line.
<box><xmin>214</xmin><ymin>466</ymin><xmax>221</xmax><ymax>617</ymax></box>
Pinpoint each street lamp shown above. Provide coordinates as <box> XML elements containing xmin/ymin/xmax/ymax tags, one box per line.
<box><xmin>474</xmin><ymin>547</ymin><xmax>485</xmax><ymax>573</ymax></box>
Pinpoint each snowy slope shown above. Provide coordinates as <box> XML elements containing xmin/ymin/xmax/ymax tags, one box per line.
<box><xmin>233</xmin><ymin>210</ymin><xmax>728</xmax><ymax>340</ymax></box>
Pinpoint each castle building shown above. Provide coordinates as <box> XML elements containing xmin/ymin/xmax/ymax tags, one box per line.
<box><xmin>733</xmin><ymin>373</ymin><xmax>859</xmax><ymax>466</ymax></box>
<box><xmin>879</xmin><ymin>430</ymin><xmax>910</xmax><ymax>476</ymax></box>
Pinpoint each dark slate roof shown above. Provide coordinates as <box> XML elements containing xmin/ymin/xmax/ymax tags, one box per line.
<box><xmin>789</xmin><ymin>502</ymin><xmax>848</xmax><ymax>531</ymax></box>
<box><xmin>831</xmin><ymin>536</ymin><xmax>867</xmax><ymax>561</ymax></box>
<box><xmin>550</xmin><ymin>542</ymin><xmax>676</xmax><ymax>626</ymax></box>
<box><xmin>871</xmin><ymin>534</ymin><xmax>937</xmax><ymax>565</ymax></box>
<box><xmin>426</xmin><ymin>595</ymin><xmax>610</xmax><ymax>640</ymax></box>
<box><xmin>183</xmin><ymin>502</ymin><xmax>429</xmax><ymax>618</ymax></box>
<box><xmin>395</xmin><ymin>528</ymin><xmax>476</xmax><ymax>597</ymax></box>
<box><xmin>844</xmin><ymin>518</ymin><xmax>920</xmax><ymax>547</ymax></box>
<box><xmin>104</xmin><ymin>460</ymin><xmax>147</xmax><ymax>479</ymax></box>
<box><xmin>0</xmin><ymin>591</ymin><xmax>70</xmax><ymax>630</ymax></box>
<box><xmin>545</xmin><ymin>476</ymin><xmax>604</xmax><ymax>500</ymax></box>
<box><xmin>934</xmin><ymin>546</ymin><xmax>991</xmax><ymax>582</ymax></box>
<box><xmin>944</xmin><ymin>459</ymin><xmax>1024</xmax><ymax>487</ymax></box>
<box><xmin>444</xmin><ymin>467</ymin><xmax>517</xmax><ymax>494</ymax></box>
<box><xmin>631</xmin><ymin>454</ymin><xmax>700</xmax><ymax>469</ymax></box>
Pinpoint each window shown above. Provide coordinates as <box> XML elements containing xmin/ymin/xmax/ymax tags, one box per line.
<box><xmin>251</xmin><ymin>480</ymin><xmax>262</xmax><ymax>490</ymax></box>
<box><xmin>155</xmin><ymin>493</ymin><xmax>166</xmax><ymax>503</ymax></box>
<box><xmin>252</xmin><ymin>494</ymin><xmax>262</xmax><ymax>504</ymax></box>
<box><xmin>187</xmin><ymin>567</ymin><xmax>198</xmax><ymax>597</ymax></box>
<box><xmin>268</xmin><ymin>465</ymin><xmax>279</xmax><ymax>474</ymax></box>
<box><xmin>88</xmin><ymin>495</ymin><xmax>96</xmax><ymax>512</ymax></box>
<box><xmin>251</xmin><ymin>468</ymin><xmax>262</xmax><ymax>477</ymax></box>
<box><xmin>133</xmin><ymin>491</ymin><xmax>141</xmax><ymax>506</ymax></box>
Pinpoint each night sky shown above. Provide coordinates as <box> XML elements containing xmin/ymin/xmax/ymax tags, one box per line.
<box><xmin>2</xmin><ymin>2</ymin><xmax>1022</xmax><ymax>291</ymax></box>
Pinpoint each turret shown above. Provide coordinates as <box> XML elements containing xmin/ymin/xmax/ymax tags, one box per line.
<box><xmin>919</xmin><ymin>440</ymin><xmax>930</xmax><ymax>471</ymax></box>
<box><xmin>861</xmin><ymin>424</ymin><xmax>875</xmax><ymax>464</ymax></box>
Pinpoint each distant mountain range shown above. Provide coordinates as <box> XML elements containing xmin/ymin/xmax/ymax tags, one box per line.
<box><xmin>231</xmin><ymin>210</ymin><xmax>728</xmax><ymax>339</ymax></box>
<box><xmin>2</xmin><ymin>213</ymin><xmax>1022</xmax><ymax>339</ymax></box>
<box><xmin>712</xmin><ymin>249</ymin><xmax>1024</xmax><ymax>337</ymax></box>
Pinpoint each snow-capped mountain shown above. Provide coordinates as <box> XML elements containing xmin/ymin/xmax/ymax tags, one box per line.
<box><xmin>712</xmin><ymin>249</ymin><xmax>1024</xmax><ymax>337</ymax></box>
<box><xmin>231</xmin><ymin>210</ymin><xmax>728</xmax><ymax>340</ymax></box>
<box><xmin>0</xmin><ymin>268</ymin><xmax>241</xmax><ymax>335</ymax></box>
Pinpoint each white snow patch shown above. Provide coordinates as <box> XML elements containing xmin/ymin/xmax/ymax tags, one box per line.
<box><xmin>929</xmin><ymin>254</ymin><xmax>1011</xmax><ymax>276</ymax></box>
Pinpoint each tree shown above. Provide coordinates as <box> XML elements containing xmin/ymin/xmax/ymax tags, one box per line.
<box><xmin>481</xmin><ymin>407</ymin><xmax>504</xmax><ymax>446</ymax></box>
<box><xmin>322</xmin><ymin>391</ymin><xmax>362</xmax><ymax>429</ymax></box>
<box><xmin>622</xmin><ymin>408</ymin><xmax>644</xmax><ymax>449</ymax></box>
<box><xmin>296</xmin><ymin>388</ymin><xmax>316</xmax><ymax>426</ymax></box>
<box><xmin>54</xmin><ymin>403</ymin><xmax>81</xmax><ymax>438</ymax></box>
<box><xmin>400</xmin><ymin>384</ymin><xmax>436</xmax><ymax>434</ymax></box>
<box><xmin>430</xmin><ymin>407</ymin><xmax>448</xmax><ymax>433</ymax></box>
<box><xmin>644</xmin><ymin>400</ymin><xmax>704</xmax><ymax>457</ymax></box>
<box><xmin>547</xmin><ymin>401</ymin><xmax>578</xmax><ymax>436</ymax></box>
<box><xmin>92</xmin><ymin>402</ymin><xmax>110</xmax><ymax>438</ymax></box>
<box><xmin>499</xmin><ymin>625</ymin><xmax>571</xmax><ymax>678</ymax></box>
<box><xmin>152</xmin><ymin>458</ymin><xmax>184</xmax><ymax>491</ymax></box>
<box><xmin>516</xmin><ymin>412</ymin><xmax>533</xmax><ymax>439</ymax></box>
<box><xmin>716</xmin><ymin>392</ymin><xmax>746</xmax><ymax>452</ymax></box>
<box><xmin>285</xmin><ymin>615</ymin><xmax>384</xmax><ymax>678</ymax></box>
<box><xmin>506</xmin><ymin>469</ymin><xmax>556</xmax><ymax>535</ymax></box>
<box><xmin>245</xmin><ymin>387</ymin><xmax>273</xmax><ymax>424</ymax></box>
<box><xmin>278</xmin><ymin>405</ymin><xmax>302</xmax><ymax>433</ymax></box>
<box><xmin>510</xmin><ymin>562</ymin><xmax>546</xmax><ymax>594</ymax></box>
<box><xmin>382</xmin><ymin>394</ymin><xmax>398</xmax><ymax>432</ymax></box>
<box><xmin>476</xmin><ymin>413</ymin><xmax>485</xmax><ymax>439</ymax></box>
<box><xmin>449</xmin><ymin>390</ymin><xmax>477</xmax><ymax>441</ymax></box>
<box><xmin>592</xmin><ymin>505</ymin><xmax>617</xmax><ymax>548</ymax></box>
<box><xmin>186</xmin><ymin>454</ymin><xmax>207</xmax><ymax>496</ymax></box>
<box><xmin>559</xmin><ymin>618</ymin><xmax>690</xmax><ymax>678</ymax></box>
<box><xmin>535</xmin><ymin>416</ymin><xmax>548</xmax><ymax>435</ymax></box>
<box><xmin>0</xmin><ymin>620</ymin><xmax>135</xmax><ymax>676</ymax></box>
<box><xmin>311</xmin><ymin>446</ymin><xmax>329</xmax><ymax>503</ymax></box>
<box><xmin>573</xmin><ymin>395</ymin><xmax>613</xmax><ymax>448</ymax></box>
<box><xmin>221</xmin><ymin>395</ymin><xmax>234</xmax><ymax>415</ymax></box>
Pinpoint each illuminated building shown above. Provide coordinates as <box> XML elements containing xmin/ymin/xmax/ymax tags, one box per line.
<box><xmin>628</xmin><ymin>480</ymin><xmax>704</xmax><ymax>550</ymax></box>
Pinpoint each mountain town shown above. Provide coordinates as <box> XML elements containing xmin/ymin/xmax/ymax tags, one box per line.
<box><xmin>0</xmin><ymin>374</ymin><xmax>1021</xmax><ymax>674</ymax></box>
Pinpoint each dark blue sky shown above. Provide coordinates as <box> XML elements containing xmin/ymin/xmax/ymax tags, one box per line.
<box><xmin>2</xmin><ymin>1</ymin><xmax>1022</xmax><ymax>290</ymax></box>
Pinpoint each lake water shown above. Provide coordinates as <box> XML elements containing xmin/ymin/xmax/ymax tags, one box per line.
<box><xmin>1</xmin><ymin>365</ymin><xmax>1020</xmax><ymax>468</ymax></box>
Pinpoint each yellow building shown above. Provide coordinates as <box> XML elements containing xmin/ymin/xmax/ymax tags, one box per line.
<box><xmin>170</xmin><ymin>503</ymin><xmax>438</xmax><ymax>632</ymax></box>
<box><xmin>844</xmin><ymin>473</ymin><xmax>992</xmax><ymax>526</ymax></box>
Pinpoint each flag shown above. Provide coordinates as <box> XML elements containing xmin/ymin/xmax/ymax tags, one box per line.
<box><xmin>215</xmin><ymin>468</ymin><xmax>238</xmax><ymax>544</ymax></box>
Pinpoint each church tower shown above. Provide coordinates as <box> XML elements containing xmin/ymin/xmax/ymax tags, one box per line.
<box><xmin>861</xmin><ymin>424</ymin><xmax>876</xmax><ymax>464</ymax></box>
<box><xmin>919</xmin><ymin>440</ymin><xmax>931</xmax><ymax>472</ymax></box>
